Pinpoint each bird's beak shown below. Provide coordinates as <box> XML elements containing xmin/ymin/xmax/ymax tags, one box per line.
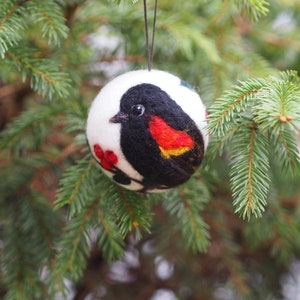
<box><xmin>110</xmin><ymin>111</ymin><xmax>128</xmax><ymax>123</ymax></box>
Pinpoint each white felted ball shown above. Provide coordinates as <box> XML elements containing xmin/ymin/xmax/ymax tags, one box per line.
<box><xmin>86</xmin><ymin>69</ymin><xmax>209</xmax><ymax>192</ymax></box>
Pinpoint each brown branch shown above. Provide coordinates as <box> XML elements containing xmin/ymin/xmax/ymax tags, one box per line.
<box><xmin>245</xmin><ymin>125</ymin><xmax>256</xmax><ymax>214</ymax></box>
<box><xmin>0</xmin><ymin>82</ymin><xmax>30</xmax><ymax>99</ymax></box>
<box><xmin>0</xmin><ymin>2</ymin><xmax>20</xmax><ymax>30</ymax></box>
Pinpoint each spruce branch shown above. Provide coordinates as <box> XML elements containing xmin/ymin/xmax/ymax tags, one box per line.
<box><xmin>45</xmin><ymin>258</ymin><xmax>68</xmax><ymax>300</ymax></box>
<box><xmin>253</xmin><ymin>71</ymin><xmax>300</xmax><ymax>174</ymax></box>
<box><xmin>104</xmin><ymin>185</ymin><xmax>152</xmax><ymax>238</ymax></box>
<box><xmin>26</xmin><ymin>0</ymin><xmax>69</xmax><ymax>46</ymax></box>
<box><xmin>234</xmin><ymin>0</ymin><xmax>269</xmax><ymax>21</ymax></box>
<box><xmin>55</xmin><ymin>156</ymin><xmax>98</xmax><ymax>216</ymax></box>
<box><xmin>56</xmin><ymin>198</ymin><xmax>125</xmax><ymax>279</ymax></box>
<box><xmin>208</xmin><ymin>71</ymin><xmax>300</xmax><ymax>219</ymax></box>
<box><xmin>206</xmin><ymin>125</ymin><xmax>239</xmax><ymax>165</ymax></box>
<box><xmin>270</xmin><ymin>129</ymin><xmax>300</xmax><ymax>175</ymax></box>
<box><xmin>0</xmin><ymin>0</ymin><xmax>68</xmax><ymax>57</ymax></box>
<box><xmin>2</xmin><ymin>223</ymin><xmax>41</xmax><ymax>300</ymax></box>
<box><xmin>280</xmin><ymin>69</ymin><xmax>300</xmax><ymax>85</ymax></box>
<box><xmin>2</xmin><ymin>192</ymin><xmax>60</xmax><ymax>300</ymax></box>
<box><xmin>162</xmin><ymin>179</ymin><xmax>210</xmax><ymax>252</ymax></box>
<box><xmin>269</xmin><ymin>208</ymin><xmax>300</xmax><ymax>263</ymax></box>
<box><xmin>166</xmin><ymin>24</ymin><xmax>220</xmax><ymax>63</ymax></box>
<box><xmin>207</xmin><ymin>78</ymin><xmax>265</xmax><ymax>137</ymax></box>
<box><xmin>20</xmin><ymin>192</ymin><xmax>59</xmax><ymax>260</ymax></box>
<box><xmin>245</xmin><ymin>206</ymin><xmax>300</xmax><ymax>264</ymax></box>
<box><xmin>56</xmin><ymin>205</ymin><xmax>98</xmax><ymax>280</ymax></box>
<box><xmin>253</xmin><ymin>75</ymin><xmax>300</xmax><ymax>133</ymax></box>
<box><xmin>56</xmin><ymin>154</ymin><xmax>153</xmax><ymax>236</ymax></box>
<box><xmin>0</xmin><ymin>102</ymin><xmax>63</xmax><ymax>155</ymax></box>
<box><xmin>230</xmin><ymin>124</ymin><xmax>270</xmax><ymax>220</ymax></box>
<box><xmin>0</xmin><ymin>1</ymin><xmax>27</xmax><ymax>58</ymax></box>
<box><xmin>56</xmin><ymin>155</ymin><xmax>155</xmax><ymax>276</ymax></box>
<box><xmin>56</xmin><ymin>155</ymin><xmax>152</xmax><ymax>266</ymax></box>
<box><xmin>112</xmin><ymin>0</ymin><xmax>139</xmax><ymax>4</ymax></box>
<box><xmin>0</xmin><ymin>161</ymin><xmax>34</xmax><ymax>202</ymax></box>
<box><xmin>95</xmin><ymin>201</ymin><xmax>125</xmax><ymax>261</ymax></box>
<box><xmin>5</xmin><ymin>48</ymin><xmax>71</xmax><ymax>100</ymax></box>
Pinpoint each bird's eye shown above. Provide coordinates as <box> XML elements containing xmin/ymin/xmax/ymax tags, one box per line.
<box><xmin>130</xmin><ymin>104</ymin><xmax>145</xmax><ymax>116</ymax></box>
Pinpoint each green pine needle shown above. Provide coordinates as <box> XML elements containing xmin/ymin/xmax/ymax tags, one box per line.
<box><xmin>0</xmin><ymin>0</ymin><xmax>68</xmax><ymax>58</ymax></box>
<box><xmin>2</xmin><ymin>192</ymin><xmax>59</xmax><ymax>300</ymax></box>
<box><xmin>162</xmin><ymin>179</ymin><xmax>210</xmax><ymax>253</ymax></box>
<box><xmin>0</xmin><ymin>103</ymin><xmax>62</xmax><ymax>155</ymax></box>
<box><xmin>57</xmin><ymin>198</ymin><xmax>125</xmax><ymax>279</ymax></box>
<box><xmin>0</xmin><ymin>1</ymin><xmax>27</xmax><ymax>58</ymax></box>
<box><xmin>56</xmin><ymin>207</ymin><xmax>97</xmax><ymax>279</ymax></box>
<box><xmin>208</xmin><ymin>71</ymin><xmax>300</xmax><ymax>219</ymax></box>
<box><xmin>26</xmin><ymin>0</ymin><xmax>69</xmax><ymax>46</ymax></box>
<box><xmin>55</xmin><ymin>156</ymin><xmax>99</xmax><ymax>216</ymax></box>
<box><xmin>103</xmin><ymin>184</ymin><xmax>152</xmax><ymax>238</ymax></box>
<box><xmin>207</xmin><ymin>78</ymin><xmax>265</xmax><ymax>137</ymax></box>
<box><xmin>235</xmin><ymin>0</ymin><xmax>269</xmax><ymax>21</ymax></box>
<box><xmin>270</xmin><ymin>129</ymin><xmax>300</xmax><ymax>175</ymax></box>
<box><xmin>254</xmin><ymin>75</ymin><xmax>300</xmax><ymax>133</ymax></box>
<box><xmin>230</xmin><ymin>125</ymin><xmax>270</xmax><ymax>220</ymax></box>
<box><xmin>5</xmin><ymin>48</ymin><xmax>71</xmax><ymax>100</ymax></box>
<box><xmin>112</xmin><ymin>0</ymin><xmax>139</xmax><ymax>4</ymax></box>
<box><xmin>95</xmin><ymin>201</ymin><xmax>126</xmax><ymax>261</ymax></box>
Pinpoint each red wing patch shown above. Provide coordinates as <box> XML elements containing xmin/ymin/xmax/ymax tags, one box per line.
<box><xmin>149</xmin><ymin>116</ymin><xmax>194</xmax><ymax>158</ymax></box>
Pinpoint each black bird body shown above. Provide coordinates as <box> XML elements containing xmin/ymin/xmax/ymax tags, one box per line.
<box><xmin>110</xmin><ymin>83</ymin><xmax>205</xmax><ymax>191</ymax></box>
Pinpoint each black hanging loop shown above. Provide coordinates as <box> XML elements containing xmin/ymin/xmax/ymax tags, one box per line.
<box><xmin>143</xmin><ymin>0</ymin><xmax>158</xmax><ymax>71</ymax></box>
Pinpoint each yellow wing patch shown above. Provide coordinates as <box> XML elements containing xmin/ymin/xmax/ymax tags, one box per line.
<box><xmin>159</xmin><ymin>146</ymin><xmax>191</xmax><ymax>159</ymax></box>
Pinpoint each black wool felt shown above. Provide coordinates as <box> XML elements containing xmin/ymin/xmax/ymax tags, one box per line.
<box><xmin>86</xmin><ymin>69</ymin><xmax>209</xmax><ymax>192</ymax></box>
<box><xmin>114</xmin><ymin>83</ymin><xmax>205</xmax><ymax>190</ymax></box>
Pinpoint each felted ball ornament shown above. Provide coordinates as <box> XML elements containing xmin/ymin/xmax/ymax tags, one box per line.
<box><xmin>86</xmin><ymin>70</ymin><xmax>209</xmax><ymax>192</ymax></box>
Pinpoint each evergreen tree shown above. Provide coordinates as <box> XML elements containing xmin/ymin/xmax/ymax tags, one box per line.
<box><xmin>0</xmin><ymin>0</ymin><xmax>299</xmax><ymax>299</ymax></box>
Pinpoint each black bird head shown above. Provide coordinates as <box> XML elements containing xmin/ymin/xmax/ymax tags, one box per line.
<box><xmin>110</xmin><ymin>83</ymin><xmax>166</xmax><ymax>124</ymax></box>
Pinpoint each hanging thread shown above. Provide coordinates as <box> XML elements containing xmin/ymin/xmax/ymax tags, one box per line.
<box><xmin>143</xmin><ymin>0</ymin><xmax>158</xmax><ymax>71</ymax></box>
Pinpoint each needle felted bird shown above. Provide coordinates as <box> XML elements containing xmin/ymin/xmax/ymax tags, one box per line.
<box><xmin>86</xmin><ymin>70</ymin><xmax>209</xmax><ymax>192</ymax></box>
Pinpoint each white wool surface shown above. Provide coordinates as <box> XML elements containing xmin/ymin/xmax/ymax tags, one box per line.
<box><xmin>86</xmin><ymin>70</ymin><xmax>209</xmax><ymax>190</ymax></box>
